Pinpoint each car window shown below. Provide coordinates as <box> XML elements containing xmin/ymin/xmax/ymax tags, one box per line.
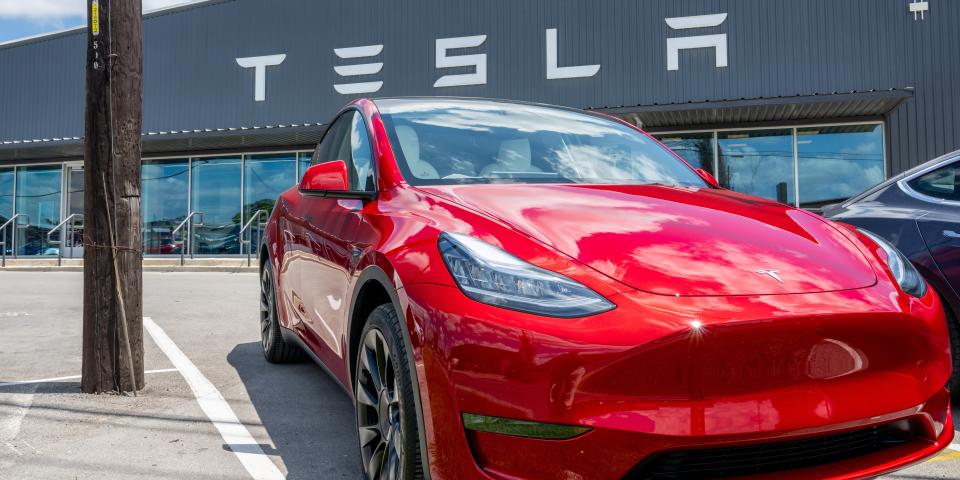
<box><xmin>907</xmin><ymin>161</ymin><xmax>960</xmax><ymax>201</ymax></box>
<box><xmin>311</xmin><ymin>111</ymin><xmax>375</xmax><ymax>192</ymax></box>
<box><xmin>377</xmin><ymin>99</ymin><xmax>705</xmax><ymax>187</ymax></box>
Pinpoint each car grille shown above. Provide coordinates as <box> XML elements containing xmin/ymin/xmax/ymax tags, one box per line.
<box><xmin>624</xmin><ymin>422</ymin><xmax>916</xmax><ymax>479</ymax></box>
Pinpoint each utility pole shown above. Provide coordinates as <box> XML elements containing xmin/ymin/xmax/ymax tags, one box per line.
<box><xmin>81</xmin><ymin>0</ymin><xmax>144</xmax><ymax>394</ymax></box>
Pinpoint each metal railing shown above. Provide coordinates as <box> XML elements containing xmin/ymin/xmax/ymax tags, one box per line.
<box><xmin>172</xmin><ymin>211</ymin><xmax>204</xmax><ymax>266</ymax></box>
<box><xmin>47</xmin><ymin>214</ymin><xmax>84</xmax><ymax>267</ymax></box>
<box><xmin>239</xmin><ymin>210</ymin><xmax>267</xmax><ymax>267</ymax></box>
<box><xmin>0</xmin><ymin>213</ymin><xmax>30</xmax><ymax>267</ymax></box>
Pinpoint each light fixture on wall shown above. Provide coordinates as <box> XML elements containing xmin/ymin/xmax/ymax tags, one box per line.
<box><xmin>909</xmin><ymin>1</ymin><xmax>929</xmax><ymax>20</ymax></box>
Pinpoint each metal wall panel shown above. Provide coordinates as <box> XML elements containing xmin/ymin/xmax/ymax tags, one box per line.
<box><xmin>0</xmin><ymin>0</ymin><xmax>957</xmax><ymax>174</ymax></box>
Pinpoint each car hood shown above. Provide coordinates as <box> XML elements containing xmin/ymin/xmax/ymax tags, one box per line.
<box><xmin>417</xmin><ymin>184</ymin><xmax>877</xmax><ymax>296</ymax></box>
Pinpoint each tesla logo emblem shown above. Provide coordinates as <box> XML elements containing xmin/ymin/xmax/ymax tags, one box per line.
<box><xmin>756</xmin><ymin>269</ymin><xmax>784</xmax><ymax>284</ymax></box>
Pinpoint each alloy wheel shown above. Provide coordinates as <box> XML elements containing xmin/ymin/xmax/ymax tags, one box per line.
<box><xmin>356</xmin><ymin>329</ymin><xmax>404</xmax><ymax>480</ymax></box>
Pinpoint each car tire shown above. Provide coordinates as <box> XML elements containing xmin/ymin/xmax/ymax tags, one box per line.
<box><xmin>259</xmin><ymin>261</ymin><xmax>305</xmax><ymax>363</ymax></box>
<box><xmin>355</xmin><ymin>304</ymin><xmax>423</xmax><ymax>480</ymax></box>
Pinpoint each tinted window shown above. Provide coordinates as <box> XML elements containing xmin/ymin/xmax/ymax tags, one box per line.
<box><xmin>908</xmin><ymin>161</ymin><xmax>960</xmax><ymax>201</ymax></box>
<box><xmin>313</xmin><ymin>112</ymin><xmax>375</xmax><ymax>191</ymax></box>
<box><xmin>377</xmin><ymin>99</ymin><xmax>704</xmax><ymax>187</ymax></box>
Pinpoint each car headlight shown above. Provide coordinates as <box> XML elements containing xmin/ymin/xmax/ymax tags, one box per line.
<box><xmin>438</xmin><ymin>232</ymin><xmax>615</xmax><ymax>317</ymax></box>
<box><xmin>858</xmin><ymin>229</ymin><xmax>927</xmax><ymax>298</ymax></box>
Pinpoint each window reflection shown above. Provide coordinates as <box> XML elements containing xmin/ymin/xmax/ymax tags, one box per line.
<box><xmin>191</xmin><ymin>157</ymin><xmax>242</xmax><ymax>255</ymax></box>
<box><xmin>298</xmin><ymin>151</ymin><xmax>314</xmax><ymax>182</ymax></box>
<box><xmin>15</xmin><ymin>165</ymin><xmax>62</xmax><ymax>255</ymax></box>
<box><xmin>797</xmin><ymin>125</ymin><xmax>884</xmax><ymax>209</ymax></box>
<box><xmin>718</xmin><ymin>129</ymin><xmax>795</xmax><ymax>205</ymax></box>
<box><xmin>656</xmin><ymin>132</ymin><xmax>716</xmax><ymax>174</ymax></box>
<box><xmin>0</xmin><ymin>168</ymin><xmax>13</xmax><ymax>255</ymax></box>
<box><xmin>142</xmin><ymin>159</ymin><xmax>189</xmax><ymax>255</ymax></box>
<box><xmin>245</xmin><ymin>153</ymin><xmax>296</xmax><ymax>250</ymax></box>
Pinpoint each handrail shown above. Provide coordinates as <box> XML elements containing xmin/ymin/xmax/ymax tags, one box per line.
<box><xmin>47</xmin><ymin>214</ymin><xmax>84</xmax><ymax>267</ymax></box>
<box><xmin>172</xmin><ymin>211</ymin><xmax>204</xmax><ymax>266</ymax></box>
<box><xmin>0</xmin><ymin>213</ymin><xmax>30</xmax><ymax>267</ymax></box>
<box><xmin>239</xmin><ymin>210</ymin><xmax>267</xmax><ymax>267</ymax></box>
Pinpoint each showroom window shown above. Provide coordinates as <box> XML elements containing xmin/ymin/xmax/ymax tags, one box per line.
<box><xmin>656</xmin><ymin>132</ymin><xmax>716</xmax><ymax>175</ymax></box>
<box><xmin>15</xmin><ymin>165</ymin><xmax>62</xmax><ymax>255</ymax></box>
<box><xmin>719</xmin><ymin>129</ymin><xmax>795</xmax><ymax>205</ymax></box>
<box><xmin>142</xmin><ymin>158</ymin><xmax>190</xmax><ymax>255</ymax></box>
<box><xmin>140</xmin><ymin>151</ymin><xmax>311</xmax><ymax>256</ymax></box>
<box><xmin>654</xmin><ymin>122</ymin><xmax>885</xmax><ymax>209</ymax></box>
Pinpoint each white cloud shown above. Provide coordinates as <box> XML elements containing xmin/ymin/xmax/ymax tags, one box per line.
<box><xmin>0</xmin><ymin>0</ymin><xmax>193</xmax><ymax>23</ymax></box>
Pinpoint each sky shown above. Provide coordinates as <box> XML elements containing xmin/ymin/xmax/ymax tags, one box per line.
<box><xmin>0</xmin><ymin>0</ymin><xmax>189</xmax><ymax>43</ymax></box>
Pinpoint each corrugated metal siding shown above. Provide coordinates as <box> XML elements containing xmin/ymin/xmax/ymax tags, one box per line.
<box><xmin>0</xmin><ymin>0</ymin><xmax>958</xmax><ymax>174</ymax></box>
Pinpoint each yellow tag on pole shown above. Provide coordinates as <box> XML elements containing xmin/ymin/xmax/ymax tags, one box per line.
<box><xmin>91</xmin><ymin>0</ymin><xmax>100</xmax><ymax>36</ymax></box>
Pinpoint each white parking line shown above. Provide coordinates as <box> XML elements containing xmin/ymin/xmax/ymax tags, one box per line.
<box><xmin>0</xmin><ymin>369</ymin><xmax>178</xmax><ymax>388</ymax></box>
<box><xmin>143</xmin><ymin>317</ymin><xmax>284</xmax><ymax>480</ymax></box>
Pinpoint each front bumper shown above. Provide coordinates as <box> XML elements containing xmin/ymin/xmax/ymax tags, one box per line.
<box><xmin>399</xmin><ymin>282</ymin><xmax>953</xmax><ymax>479</ymax></box>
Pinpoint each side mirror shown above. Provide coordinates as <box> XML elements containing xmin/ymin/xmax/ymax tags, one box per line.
<box><xmin>696</xmin><ymin>168</ymin><xmax>720</xmax><ymax>188</ymax></box>
<box><xmin>300</xmin><ymin>160</ymin><xmax>350</xmax><ymax>192</ymax></box>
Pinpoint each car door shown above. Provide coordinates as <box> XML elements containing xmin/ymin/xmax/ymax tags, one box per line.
<box><xmin>911</xmin><ymin>158</ymin><xmax>960</xmax><ymax>299</ymax></box>
<box><xmin>288</xmin><ymin>110</ymin><xmax>379</xmax><ymax>384</ymax></box>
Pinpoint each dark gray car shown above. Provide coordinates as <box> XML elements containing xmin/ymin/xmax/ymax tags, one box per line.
<box><xmin>825</xmin><ymin>150</ymin><xmax>960</xmax><ymax>394</ymax></box>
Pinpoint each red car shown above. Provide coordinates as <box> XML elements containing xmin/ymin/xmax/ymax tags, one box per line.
<box><xmin>259</xmin><ymin>98</ymin><xmax>953</xmax><ymax>480</ymax></box>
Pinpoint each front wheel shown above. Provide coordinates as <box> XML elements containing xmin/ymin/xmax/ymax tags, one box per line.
<box><xmin>355</xmin><ymin>304</ymin><xmax>423</xmax><ymax>480</ymax></box>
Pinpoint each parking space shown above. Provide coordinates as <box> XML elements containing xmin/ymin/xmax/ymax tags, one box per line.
<box><xmin>0</xmin><ymin>272</ymin><xmax>957</xmax><ymax>479</ymax></box>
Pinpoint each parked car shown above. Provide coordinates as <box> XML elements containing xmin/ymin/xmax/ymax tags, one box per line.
<box><xmin>824</xmin><ymin>150</ymin><xmax>959</xmax><ymax>395</ymax></box>
<box><xmin>260</xmin><ymin>98</ymin><xmax>953</xmax><ymax>480</ymax></box>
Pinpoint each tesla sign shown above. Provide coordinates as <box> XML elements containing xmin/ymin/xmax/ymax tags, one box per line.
<box><xmin>235</xmin><ymin>13</ymin><xmax>729</xmax><ymax>102</ymax></box>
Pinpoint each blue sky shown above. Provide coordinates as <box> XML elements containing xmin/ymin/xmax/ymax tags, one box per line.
<box><xmin>0</xmin><ymin>0</ymin><xmax>186</xmax><ymax>43</ymax></box>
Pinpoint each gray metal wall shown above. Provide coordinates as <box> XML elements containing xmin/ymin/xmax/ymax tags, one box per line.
<box><xmin>0</xmin><ymin>0</ymin><xmax>958</xmax><ymax>174</ymax></box>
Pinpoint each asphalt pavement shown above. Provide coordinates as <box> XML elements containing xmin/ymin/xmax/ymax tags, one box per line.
<box><xmin>0</xmin><ymin>272</ymin><xmax>957</xmax><ymax>479</ymax></box>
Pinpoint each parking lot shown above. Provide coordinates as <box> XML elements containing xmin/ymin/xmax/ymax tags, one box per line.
<box><xmin>0</xmin><ymin>272</ymin><xmax>958</xmax><ymax>479</ymax></box>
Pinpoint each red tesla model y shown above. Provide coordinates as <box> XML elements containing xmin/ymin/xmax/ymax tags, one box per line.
<box><xmin>259</xmin><ymin>98</ymin><xmax>953</xmax><ymax>479</ymax></box>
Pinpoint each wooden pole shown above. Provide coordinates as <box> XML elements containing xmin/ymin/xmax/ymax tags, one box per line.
<box><xmin>81</xmin><ymin>0</ymin><xmax>144</xmax><ymax>394</ymax></box>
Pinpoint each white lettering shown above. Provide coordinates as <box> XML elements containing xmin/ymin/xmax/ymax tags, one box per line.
<box><xmin>545</xmin><ymin>29</ymin><xmax>600</xmax><ymax>79</ymax></box>
<box><xmin>433</xmin><ymin>35</ymin><xmax>487</xmax><ymax>88</ymax></box>
<box><xmin>665</xmin><ymin>14</ymin><xmax>728</xmax><ymax>71</ymax></box>
<box><xmin>333</xmin><ymin>44</ymin><xmax>384</xmax><ymax>94</ymax></box>
<box><xmin>235</xmin><ymin>54</ymin><xmax>286</xmax><ymax>102</ymax></box>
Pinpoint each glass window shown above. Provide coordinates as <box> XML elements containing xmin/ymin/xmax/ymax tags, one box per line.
<box><xmin>347</xmin><ymin>113</ymin><xmax>375</xmax><ymax>191</ymax></box>
<box><xmin>378</xmin><ymin>99</ymin><xmax>705</xmax><ymax>187</ymax></box>
<box><xmin>191</xmin><ymin>157</ymin><xmax>242</xmax><ymax>255</ymax></box>
<box><xmin>718</xmin><ymin>129</ymin><xmax>795</xmax><ymax>204</ymax></box>
<box><xmin>0</xmin><ymin>168</ymin><xmax>13</xmax><ymax>255</ymax></box>
<box><xmin>317</xmin><ymin>112</ymin><xmax>377</xmax><ymax>191</ymax></box>
<box><xmin>244</xmin><ymin>153</ymin><xmax>296</xmax><ymax>249</ymax></box>
<box><xmin>15</xmin><ymin>165</ymin><xmax>62</xmax><ymax>255</ymax></box>
<box><xmin>655</xmin><ymin>132</ymin><xmax>716</xmax><ymax>174</ymax></box>
<box><xmin>298</xmin><ymin>151</ymin><xmax>314</xmax><ymax>181</ymax></box>
<box><xmin>908</xmin><ymin>160</ymin><xmax>960</xmax><ymax>201</ymax></box>
<box><xmin>797</xmin><ymin>125</ymin><xmax>884</xmax><ymax>209</ymax></box>
<box><xmin>142</xmin><ymin>159</ymin><xmax>189</xmax><ymax>255</ymax></box>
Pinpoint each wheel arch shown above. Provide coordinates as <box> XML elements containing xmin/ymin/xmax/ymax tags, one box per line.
<box><xmin>348</xmin><ymin>265</ymin><xmax>432</xmax><ymax>479</ymax></box>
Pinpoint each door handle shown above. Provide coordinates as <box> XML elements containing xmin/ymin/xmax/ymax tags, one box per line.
<box><xmin>944</xmin><ymin>230</ymin><xmax>960</xmax><ymax>239</ymax></box>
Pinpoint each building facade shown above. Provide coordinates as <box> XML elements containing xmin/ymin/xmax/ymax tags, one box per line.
<box><xmin>0</xmin><ymin>0</ymin><xmax>958</xmax><ymax>255</ymax></box>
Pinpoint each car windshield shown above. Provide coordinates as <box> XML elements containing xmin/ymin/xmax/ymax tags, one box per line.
<box><xmin>377</xmin><ymin>98</ymin><xmax>705</xmax><ymax>187</ymax></box>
